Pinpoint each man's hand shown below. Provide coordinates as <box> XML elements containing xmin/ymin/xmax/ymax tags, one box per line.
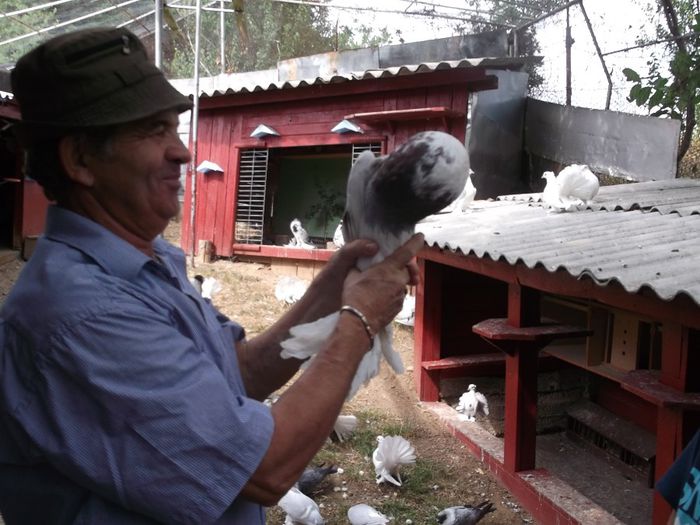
<box><xmin>340</xmin><ymin>233</ymin><xmax>424</xmax><ymax>334</ymax></box>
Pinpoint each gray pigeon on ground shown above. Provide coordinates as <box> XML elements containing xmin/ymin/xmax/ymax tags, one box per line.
<box><xmin>297</xmin><ymin>463</ymin><xmax>338</xmax><ymax>496</ymax></box>
<box><xmin>437</xmin><ymin>501</ymin><xmax>495</xmax><ymax>525</ymax></box>
<box><xmin>280</xmin><ymin>131</ymin><xmax>469</xmax><ymax>399</ymax></box>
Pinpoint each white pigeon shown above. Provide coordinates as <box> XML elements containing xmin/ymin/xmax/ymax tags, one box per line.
<box><xmin>189</xmin><ymin>275</ymin><xmax>221</xmax><ymax>300</ymax></box>
<box><xmin>332</xmin><ymin>220</ymin><xmax>345</xmax><ymax>248</ymax></box>
<box><xmin>280</xmin><ymin>131</ymin><xmax>468</xmax><ymax>399</ymax></box>
<box><xmin>394</xmin><ymin>293</ymin><xmax>415</xmax><ymax>327</ymax></box>
<box><xmin>439</xmin><ymin>170</ymin><xmax>476</xmax><ymax>214</ymax></box>
<box><xmin>330</xmin><ymin>414</ymin><xmax>358</xmax><ymax>442</ymax></box>
<box><xmin>456</xmin><ymin>384</ymin><xmax>489</xmax><ymax>422</ymax></box>
<box><xmin>278</xmin><ymin>486</ymin><xmax>325</xmax><ymax>525</ymax></box>
<box><xmin>347</xmin><ymin>503</ymin><xmax>390</xmax><ymax>525</ymax></box>
<box><xmin>274</xmin><ymin>276</ymin><xmax>309</xmax><ymax>304</ymax></box>
<box><xmin>541</xmin><ymin>164</ymin><xmax>599</xmax><ymax>212</ymax></box>
<box><xmin>200</xmin><ymin>276</ymin><xmax>221</xmax><ymax>300</ymax></box>
<box><xmin>372</xmin><ymin>435</ymin><xmax>416</xmax><ymax>486</ymax></box>
<box><xmin>287</xmin><ymin>219</ymin><xmax>316</xmax><ymax>249</ymax></box>
<box><xmin>437</xmin><ymin>501</ymin><xmax>496</xmax><ymax>525</ymax></box>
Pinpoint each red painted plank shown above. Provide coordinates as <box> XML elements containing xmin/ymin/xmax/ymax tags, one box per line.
<box><xmin>231</xmin><ymin>244</ymin><xmax>334</xmax><ymax>261</ymax></box>
<box><xmin>473</xmin><ymin>318</ymin><xmax>592</xmax><ymax>342</ymax></box>
<box><xmin>504</xmin><ymin>347</ymin><xmax>539</xmax><ymax>472</ymax></box>
<box><xmin>199</xmin><ymin>68</ymin><xmax>497</xmax><ymax>110</ymax></box>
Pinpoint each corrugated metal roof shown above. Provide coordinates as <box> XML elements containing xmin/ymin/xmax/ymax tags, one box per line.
<box><xmin>171</xmin><ymin>57</ymin><xmax>531</xmax><ymax>98</ymax></box>
<box><xmin>417</xmin><ymin>179</ymin><xmax>700</xmax><ymax>306</ymax></box>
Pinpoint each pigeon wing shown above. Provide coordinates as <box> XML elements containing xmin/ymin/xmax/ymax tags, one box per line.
<box><xmin>475</xmin><ymin>391</ymin><xmax>489</xmax><ymax>416</ymax></box>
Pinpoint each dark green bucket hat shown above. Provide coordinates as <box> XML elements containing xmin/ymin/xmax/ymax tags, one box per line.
<box><xmin>11</xmin><ymin>26</ymin><xmax>192</xmax><ymax>144</ymax></box>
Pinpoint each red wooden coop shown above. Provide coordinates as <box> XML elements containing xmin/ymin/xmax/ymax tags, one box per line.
<box><xmin>414</xmin><ymin>179</ymin><xmax>700</xmax><ymax>525</ymax></box>
<box><xmin>177</xmin><ymin>57</ymin><xmax>529</xmax><ymax>273</ymax></box>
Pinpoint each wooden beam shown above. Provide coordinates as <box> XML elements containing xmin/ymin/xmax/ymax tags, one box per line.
<box><xmin>345</xmin><ymin>106</ymin><xmax>465</xmax><ymax>122</ymax></box>
<box><xmin>199</xmin><ymin>68</ymin><xmax>498</xmax><ymax>110</ymax></box>
<box><xmin>419</xmin><ymin>247</ymin><xmax>700</xmax><ymax>330</ymax></box>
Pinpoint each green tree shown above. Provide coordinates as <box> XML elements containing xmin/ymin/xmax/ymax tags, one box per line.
<box><xmin>443</xmin><ymin>0</ymin><xmax>562</xmax><ymax>91</ymax></box>
<box><xmin>623</xmin><ymin>0</ymin><xmax>700</xmax><ymax>163</ymax></box>
<box><xmin>0</xmin><ymin>0</ymin><xmax>60</xmax><ymax>64</ymax></box>
<box><xmin>163</xmin><ymin>0</ymin><xmax>394</xmax><ymax>78</ymax></box>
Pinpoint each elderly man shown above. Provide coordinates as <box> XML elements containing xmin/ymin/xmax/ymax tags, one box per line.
<box><xmin>0</xmin><ymin>27</ymin><xmax>422</xmax><ymax>524</ymax></box>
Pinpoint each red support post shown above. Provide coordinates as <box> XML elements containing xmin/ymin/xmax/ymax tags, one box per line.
<box><xmin>504</xmin><ymin>343</ymin><xmax>539</xmax><ymax>471</ymax></box>
<box><xmin>415</xmin><ymin>258</ymin><xmax>443</xmax><ymax>401</ymax></box>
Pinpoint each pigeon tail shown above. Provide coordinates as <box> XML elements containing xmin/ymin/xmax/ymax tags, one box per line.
<box><xmin>331</xmin><ymin>414</ymin><xmax>358</xmax><ymax>442</ymax></box>
<box><xmin>372</xmin><ymin>435</ymin><xmax>416</xmax><ymax>486</ymax></box>
<box><xmin>280</xmin><ymin>313</ymin><xmax>403</xmax><ymax>400</ymax></box>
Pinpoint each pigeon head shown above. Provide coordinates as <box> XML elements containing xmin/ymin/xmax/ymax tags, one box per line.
<box><xmin>343</xmin><ymin>131</ymin><xmax>468</xmax><ymax>242</ymax></box>
<box><xmin>468</xmin><ymin>383</ymin><xmax>476</xmax><ymax>391</ymax></box>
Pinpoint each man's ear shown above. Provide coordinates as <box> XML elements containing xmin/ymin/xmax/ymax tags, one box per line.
<box><xmin>58</xmin><ymin>136</ymin><xmax>95</xmax><ymax>187</ymax></box>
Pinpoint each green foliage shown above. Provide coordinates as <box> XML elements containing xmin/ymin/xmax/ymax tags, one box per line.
<box><xmin>623</xmin><ymin>16</ymin><xmax>700</xmax><ymax>119</ymax></box>
<box><xmin>623</xmin><ymin>2</ymin><xmax>700</xmax><ymax>158</ymax></box>
<box><xmin>162</xmin><ymin>0</ymin><xmax>394</xmax><ymax>78</ymax></box>
<box><xmin>0</xmin><ymin>0</ymin><xmax>60</xmax><ymax>64</ymax></box>
<box><xmin>305</xmin><ymin>178</ymin><xmax>345</xmax><ymax>239</ymax></box>
<box><xmin>458</xmin><ymin>0</ymin><xmax>563</xmax><ymax>90</ymax></box>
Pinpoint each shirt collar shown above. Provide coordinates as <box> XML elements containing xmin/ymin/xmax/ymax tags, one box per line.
<box><xmin>44</xmin><ymin>205</ymin><xmax>160</xmax><ymax>282</ymax></box>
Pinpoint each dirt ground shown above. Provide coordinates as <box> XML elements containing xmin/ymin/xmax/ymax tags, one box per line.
<box><xmin>0</xmin><ymin>220</ymin><xmax>533</xmax><ymax>524</ymax></box>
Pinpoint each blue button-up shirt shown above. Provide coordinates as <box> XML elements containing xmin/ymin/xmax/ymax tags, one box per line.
<box><xmin>0</xmin><ymin>206</ymin><xmax>274</xmax><ymax>524</ymax></box>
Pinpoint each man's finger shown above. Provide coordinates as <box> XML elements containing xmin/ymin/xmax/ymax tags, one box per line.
<box><xmin>384</xmin><ymin>233</ymin><xmax>425</xmax><ymax>267</ymax></box>
<box><xmin>331</xmin><ymin>239</ymin><xmax>378</xmax><ymax>270</ymax></box>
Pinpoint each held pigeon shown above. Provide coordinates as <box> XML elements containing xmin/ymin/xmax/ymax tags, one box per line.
<box><xmin>280</xmin><ymin>131</ymin><xmax>468</xmax><ymax>399</ymax></box>
<box><xmin>437</xmin><ymin>501</ymin><xmax>496</xmax><ymax>525</ymax></box>
<box><xmin>456</xmin><ymin>384</ymin><xmax>489</xmax><ymax>422</ymax></box>
<box><xmin>297</xmin><ymin>463</ymin><xmax>338</xmax><ymax>497</ymax></box>
<box><xmin>330</xmin><ymin>414</ymin><xmax>358</xmax><ymax>442</ymax></box>
<box><xmin>347</xmin><ymin>503</ymin><xmax>390</xmax><ymax>525</ymax></box>
<box><xmin>287</xmin><ymin>218</ymin><xmax>316</xmax><ymax>249</ymax></box>
<box><xmin>278</xmin><ymin>486</ymin><xmax>325</xmax><ymax>525</ymax></box>
<box><xmin>372</xmin><ymin>435</ymin><xmax>416</xmax><ymax>486</ymax></box>
<box><xmin>541</xmin><ymin>164</ymin><xmax>599</xmax><ymax>212</ymax></box>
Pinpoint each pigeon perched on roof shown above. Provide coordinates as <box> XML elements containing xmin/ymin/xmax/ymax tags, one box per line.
<box><xmin>438</xmin><ymin>170</ymin><xmax>476</xmax><ymax>214</ymax></box>
<box><xmin>287</xmin><ymin>218</ymin><xmax>316</xmax><ymax>249</ymax></box>
<box><xmin>297</xmin><ymin>463</ymin><xmax>338</xmax><ymax>497</ymax></box>
<box><xmin>280</xmin><ymin>131</ymin><xmax>468</xmax><ymax>399</ymax></box>
<box><xmin>542</xmin><ymin>164</ymin><xmax>599</xmax><ymax>212</ymax></box>
<box><xmin>437</xmin><ymin>501</ymin><xmax>496</xmax><ymax>525</ymax></box>
<box><xmin>456</xmin><ymin>384</ymin><xmax>489</xmax><ymax>422</ymax></box>
<box><xmin>372</xmin><ymin>435</ymin><xmax>416</xmax><ymax>486</ymax></box>
<box><xmin>278</xmin><ymin>486</ymin><xmax>325</xmax><ymax>525</ymax></box>
<box><xmin>330</xmin><ymin>414</ymin><xmax>358</xmax><ymax>442</ymax></box>
<box><xmin>347</xmin><ymin>503</ymin><xmax>390</xmax><ymax>525</ymax></box>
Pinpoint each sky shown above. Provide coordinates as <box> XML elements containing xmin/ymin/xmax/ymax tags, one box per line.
<box><xmin>326</xmin><ymin>0</ymin><xmax>662</xmax><ymax>114</ymax></box>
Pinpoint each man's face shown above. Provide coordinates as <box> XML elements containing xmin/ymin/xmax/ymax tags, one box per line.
<box><xmin>84</xmin><ymin>110</ymin><xmax>191</xmax><ymax>240</ymax></box>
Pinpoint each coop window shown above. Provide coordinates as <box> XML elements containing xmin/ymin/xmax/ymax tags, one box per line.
<box><xmin>352</xmin><ymin>142</ymin><xmax>381</xmax><ymax>163</ymax></box>
<box><xmin>235</xmin><ymin>148</ymin><xmax>269</xmax><ymax>245</ymax></box>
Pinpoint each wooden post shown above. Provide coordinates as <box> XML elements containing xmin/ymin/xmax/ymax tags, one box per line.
<box><xmin>504</xmin><ymin>342</ymin><xmax>539</xmax><ymax>471</ymax></box>
<box><xmin>415</xmin><ymin>258</ymin><xmax>443</xmax><ymax>401</ymax></box>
